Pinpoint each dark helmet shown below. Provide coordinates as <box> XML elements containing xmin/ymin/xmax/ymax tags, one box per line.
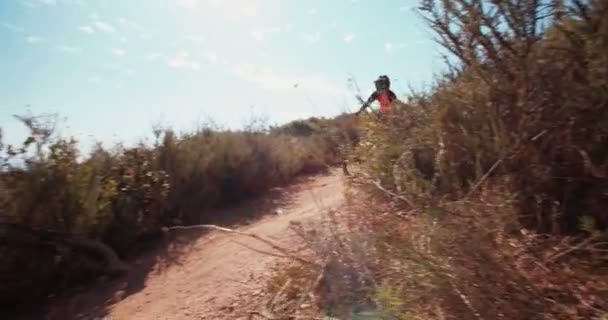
<box><xmin>374</xmin><ymin>75</ymin><xmax>390</xmax><ymax>90</ymax></box>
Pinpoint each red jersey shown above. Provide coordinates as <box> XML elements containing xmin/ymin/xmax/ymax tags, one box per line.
<box><xmin>366</xmin><ymin>89</ymin><xmax>397</xmax><ymax>112</ymax></box>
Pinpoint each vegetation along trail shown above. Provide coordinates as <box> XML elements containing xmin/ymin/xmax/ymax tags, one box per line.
<box><xmin>40</xmin><ymin>170</ymin><xmax>345</xmax><ymax>320</ymax></box>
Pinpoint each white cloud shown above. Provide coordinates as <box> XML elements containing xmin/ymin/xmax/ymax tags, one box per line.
<box><xmin>21</xmin><ymin>0</ymin><xmax>61</xmax><ymax>8</ymax></box>
<box><xmin>179</xmin><ymin>0</ymin><xmax>257</xmax><ymax>19</ymax></box>
<box><xmin>102</xmin><ymin>63</ymin><xmax>135</xmax><ymax>78</ymax></box>
<box><xmin>68</xmin><ymin>0</ymin><xmax>87</xmax><ymax>6</ymax></box>
<box><xmin>251</xmin><ymin>30</ymin><xmax>263</xmax><ymax>41</ymax></box>
<box><xmin>176</xmin><ymin>0</ymin><xmax>198</xmax><ymax>8</ymax></box>
<box><xmin>302</xmin><ymin>32</ymin><xmax>320</xmax><ymax>43</ymax></box>
<box><xmin>103</xmin><ymin>63</ymin><xmax>120</xmax><ymax>71</ymax></box>
<box><xmin>140</xmin><ymin>33</ymin><xmax>152</xmax><ymax>40</ymax></box>
<box><xmin>79</xmin><ymin>25</ymin><xmax>94</xmax><ymax>33</ymax></box>
<box><xmin>0</xmin><ymin>21</ymin><xmax>24</xmax><ymax>32</ymax></box>
<box><xmin>94</xmin><ymin>21</ymin><xmax>115</xmax><ymax>33</ymax></box>
<box><xmin>384</xmin><ymin>42</ymin><xmax>407</xmax><ymax>54</ymax></box>
<box><xmin>384</xmin><ymin>43</ymin><xmax>394</xmax><ymax>53</ymax></box>
<box><xmin>88</xmin><ymin>75</ymin><xmax>103</xmax><ymax>83</ymax></box>
<box><xmin>250</xmin><ymin>26</ymin><xmax>281</xmax><ymax>41</ymax></box>
<box><xmin>20</xmin><ymin>1</ymin><xmax>38</xmax><ymax>8</ymax></box>
<box><xmin>26</xmin><ymin>35</ymin><xmax>44</xmax><ymax>44</ymax></box>
<box><xmin>145</xmin><ymin>52</ymin><xmax>163</xmax><ymax>61</ymax></box>
<box><xmin>57</xmin><ymin>45</ymin><xmax>82</xmax><ymax>53</ymax></box>
<box><xmin>225</xmin><ymin>1</ymin><xmax>257</xmax><ymax>18</ymax></box>
<box><xmin>399</xmin><ymin>5</ymin><xmax>412</xmax><ymax>11</ymax></box>
<box><xmin>184</xmin><ymin>35</ymin><xmax>205</xmax><ymax>43</ymax></box>
<box><xmin>206</xmin><ymin>52</ymin><xmax>218</xmax><ymax>65</ymax></box>
<box><xmin>307</xmin><ymin>8</ymin><xmax>317</xmax><ymax>15</ymax></box>
<box><xmin>344</xmin><ymin>33</ymin><xmax>355</xmax><ymax>44</ymax></box>
<box><xmin>120</xmin><ymin>36</ymin><xmax>128</xmax><ymax>43</ymax></box>
<box><xmin>231</xmin><ymin>63</ymin><xmax>346</xmax><ymax>95</ymax></box>
<box><xmin>241</xmin><ymin>7</ymin><xmax>257</xmax><ymax>17</ymax></box>
<box><xmin>102</xmin><ymin>63</ymin><xmax>135</xmax><ymax>77</ymax></box>
<box><xmin>20</xmin><ymin>0</ymin><xmax>55</xmax><ymax>8</ymax></box>
<box><xmin>111</xmin><ymin>48</ymin><xmax>126</xmax><ymax>57</ymax></box>
<box><xmin>167</xmin><ymin>51</ymin><xmax>200</xmax><ymax>70</ymax></box>
<box><xmin>118</xmin><ymin>17</ymin><xmax>143</xmax><ymax>31</ymax></box>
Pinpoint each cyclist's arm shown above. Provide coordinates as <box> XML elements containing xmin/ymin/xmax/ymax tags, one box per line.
<box><xmin>356</xmin><ymin>92</ymin><xmax>377</xmax><ymax>115</ymax></box>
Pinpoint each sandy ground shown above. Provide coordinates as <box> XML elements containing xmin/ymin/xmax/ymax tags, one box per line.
<box><xmin>37</xmin><ymin>171</ymin><xmax>345</xmax><ymax>320</ymax></box>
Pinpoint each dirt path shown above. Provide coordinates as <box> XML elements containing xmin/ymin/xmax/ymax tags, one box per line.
<box><xmin>42</xmin><ymin>171</ymin><xmax>345</xmax><ymax>320</ymax></box>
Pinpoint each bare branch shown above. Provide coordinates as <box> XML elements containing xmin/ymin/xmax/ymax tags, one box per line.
<box><xmin>371</xmin><ymin>180</ymin><xmax>416</xmax><ymax>209</ymax></box>
<box><xmin>545</xmin><ymin>237</ymin><xmax>594</xmax><ymax>263</ymax></box>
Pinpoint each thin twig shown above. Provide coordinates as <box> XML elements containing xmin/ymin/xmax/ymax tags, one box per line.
<box><xmin>531</xmin><ymin>129</ymin><xmax>548</xmax><ymax>141</ymax></box>
<box><xmin>248</xmin><ymin>311</ymin><xmax>322</xmax><ymax>320</ymax></box>
<box><xmin>293</xmin><ymin>261</ymin><xmax>328</xmax><ymax>318</ymax></box>
<box><xmin>449</xmin><ymin>280</ymin><xmax>485</xmax><ymax>320</ymax></box>
<box><xmin>226</xmin><ymin>278</ymin><xmax>251</xmax><ymax>286</ymax></box>
<box><xmin>268</xmin><ymin>278</ymin><xmax>292</xmax><ymax>311</ymax></box>
<box><xmin>248</xmin><ymin>310</ymin><xmax>276</xmax><ymax>319</ymax></box>
<box><xmin>232</xmin><ymin>240</ymin><xmax>293</xmax><ymax>260</ymax></box>
<box><xmin>310</xmin><ymin>260</ymin><xmax>329</xmax><ymax>302</ymax></box>
<box><xmin>165</xmin><ymin>224</ymin><xmax>319</xmax><ymax>267</ymax></box>
<box><xmin>465</xmin><ymin>158</ymin><xmax>504</xmax><ymax>199</ymax></box>
<box><xmin>461</xmin><ymin>129</ymin><xmax>549</xmax><ymax>200</ymax></box>
<box><xmin>545</xmin><ymin>237</ymin><xmax>594</xmax><ymax>263</ymax></box>
<box><xmin>371</xmin><ymin>180</ymin><xmax>415</xmax><ymax>208</ymax></box>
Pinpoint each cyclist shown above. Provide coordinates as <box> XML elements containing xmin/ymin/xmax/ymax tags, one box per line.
<box><xmin>343</xmin><ymin>75</ymin><xmax>399</xmax><ymax>175</ymax></box>
<box><xmin>355</xmin><ymin>75</ymin><xmax>398</xmax><ymax>116</ymax></box>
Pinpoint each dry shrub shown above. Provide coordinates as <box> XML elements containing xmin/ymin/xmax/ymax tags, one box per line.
<box><xmin>340</xmin><ymin>0</ymin><xmax>608</xmax><ymax>318</ymax></box>
<box><xmin>157</xmin><ymin>114</ymin><xmax>358</xmax><ymax>223</ymax></box>
<box><xmin>0</xmin><ymin>120</ymin><xmax>170</xmax><ymax>307</ymax></box>
<box><xmin>428</xmin><ymin>183</ymin><xmax>606</xmax><ymax>320</ymax></box>
<box><xmin>264</xmin><ymin>188</ymin><xmax>387</xmax><ymax>319</ymax></box>
<box><xmin>348</xmin><ymin>167</ymin><xmax>607</xmax><ymax>315</ymax></box>
<box><xmin>353</xmin><ymin>0</ymin><xmax>608</xmax><ymax>233</ymax></box>
<box><xmin>421</xmin><ymin>0</ymin><xmax>608</xmax><ymax>232</ymax></box>
<box><xmin>0</xmin><ymin>113</ymin><xmax>359</xmax><ymax>310</ymax></box>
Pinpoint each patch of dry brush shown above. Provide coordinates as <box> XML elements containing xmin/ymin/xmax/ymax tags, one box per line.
<box><xmin>270</xmin><ymin>0</ymin><xmax>608</xmax><ymax>318</ymax></box>
<box><xmin>0</xmin><ymin>113</ymin><xmax>358</xmax><ymax>312</ymax></box>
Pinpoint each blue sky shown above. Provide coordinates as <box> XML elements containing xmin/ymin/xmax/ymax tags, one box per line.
<box><xmin>0</xmin><ymin>0</ymin><xmax>443</xmax><ymax>151</ymax></box>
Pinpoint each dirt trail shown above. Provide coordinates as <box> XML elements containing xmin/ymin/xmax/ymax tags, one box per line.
<box><xmin>42</xmin><ymin>171</ymin><xmax>345</xmax><ymax>320</ymax></box>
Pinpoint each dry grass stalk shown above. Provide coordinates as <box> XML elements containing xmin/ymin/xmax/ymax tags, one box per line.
<box><xmin>165</xmin><ymin>224</ymin><xmax>318</xmax><ymax>267</ymax></box>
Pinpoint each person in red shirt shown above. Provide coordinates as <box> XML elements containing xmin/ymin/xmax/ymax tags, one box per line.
<box><xmin>343</xmin><ymin>75</ymin><xmax>399</xmax><ymax>176</ymax></box>
<box><xmin>355</xmin><ymin>75</ymin><xmax>398</xmax><ymax>116</ymax></box>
